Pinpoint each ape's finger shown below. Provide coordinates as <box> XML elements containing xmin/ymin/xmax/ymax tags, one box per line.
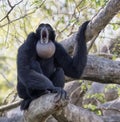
<box><xmin>54</xmin><ymin>88</ymin><xmax>62</xmax><ymax>102</ymax></box>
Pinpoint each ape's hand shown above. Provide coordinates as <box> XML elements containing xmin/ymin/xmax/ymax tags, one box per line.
<box><xmin>51</xmin><ymin>87</ymin><xmax>69</xmax><ymax>102</ymax></box>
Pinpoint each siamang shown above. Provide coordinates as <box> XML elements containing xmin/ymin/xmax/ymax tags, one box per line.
<box><xmin>17</xmin><ymin>21</ymin><xmax>89</xmax><ymax>110</ymax></box>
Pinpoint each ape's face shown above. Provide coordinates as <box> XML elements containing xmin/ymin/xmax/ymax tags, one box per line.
<box><xmin>36</xmin><ymin>23</ymin><xmax>56</xmax><ymax>59</ymax></box>
<box><xmin>36</xmin><ymin>23</ymin><xmax>55</xmax><ymax>43</ymax></box>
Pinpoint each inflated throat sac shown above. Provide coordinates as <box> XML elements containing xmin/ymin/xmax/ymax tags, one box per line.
<box><xmin>36</xmin><ymin>41</ymin><xmax>56</xmax><ymax>59</ymax></box>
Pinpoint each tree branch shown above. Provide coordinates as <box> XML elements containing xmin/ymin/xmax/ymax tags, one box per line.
<box><xmin>85</xmin><ymin>0</ymin><xmax>120</xmax><ymax>41</ymax></box>
<box><xmin>61</xmin><ymin>0</ymin><xmax>120</xmax><ymax>53</ymax></box>
<box><xmin>23</xmin><ymin>94</ymin><xmax>68</xmax><ymax>122</ymax></box>
<box><xmin>82</xmin><ymin>55</ymin><xmax>120</xmax><ymax>83</ymax></box>
<box><xmin>63</xmin><ymin>103</ymin><xmax>104</xmax><ymax>122</ymax></box>
<box><xmin>65</xmin><ymin>55</ymin><xmax>120</xmax><ymax>84</ymax></box>
<box><xmin>0</xmin><ymin>0</ymin><xmax>23</xmax><ymax>22</ymax></box>
<box><xmin>0</xmin><ymin>101</ymin><xmax>21</xmax><ymax>112</ymax></box>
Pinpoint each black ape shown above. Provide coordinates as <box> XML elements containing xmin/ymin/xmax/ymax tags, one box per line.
<box><xmin>17</xmin><ymin>21</ymin><xmax>89</xmax><ymax>110</ymax></box>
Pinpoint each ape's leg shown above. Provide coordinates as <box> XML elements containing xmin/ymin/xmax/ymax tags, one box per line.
<box><xmin>28</xmin><ymin>89</ymin><xmax>50</xmax><ymax>99</ymax></box>
<box><xmin>17</xmin><ymin>81</ymin><xmax>50</xmax><ymax>110</ymax></box>
<box><xmin>50</xmin><ymin>68</ymin><xmax>68</xmax><ymax>101</ymax></box>
<box><xmin>50</xmin><ymin>68</ymin><xmax>65</xmax><ymax>88</ymax></box>
<box><xmin>17</xmin><ymin>81</ymin><xmax>32</xmax><ymax>110</ymax></box>
<box><xmin>17</xmin><ymin>81</ymin><xmax>30</xmax><ymax>99</ymax></box>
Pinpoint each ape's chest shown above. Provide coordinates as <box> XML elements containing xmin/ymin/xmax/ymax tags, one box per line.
<box><xmin>38</xmin><ymin>57</ymin><xmax>56</xmax><ymax>77</ymax></box>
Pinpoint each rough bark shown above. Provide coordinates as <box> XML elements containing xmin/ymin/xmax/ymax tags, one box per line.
<box><xmin>81</xmin><ymin>55</ymin><xmax>120</xmax><ymax>84</ymax></box>
<box><xmin>19</xmin><ymin>95</ymin><xmax>104</xmax><ymax>122</ymax></box>
<box><xmin>1</xmin><ymin>82</ymin><xmax>120</xmax><ymax>122</ymax></box>
<box><xmin>63</xmin><ymin>103</ymin><xmax>104</xmax><ymax>122</ymax></box>
<box><xmin>23</xmin><ymin>94</ymin><xmax>68</xmax><ymax>122</ymax></box>
<box><xmin>61</xmin><ymin>0</ymin><xmax>120</xmax><ymax>52</ymax></box>
<box><xmin>85</xmin><ymin>0</ymin><xmax>120</xmax><ymax>41</ymax></box>
<box><xmin>65</xmin><ymin>55</ymin><xmax>120</xmax><ymax>84</ymax></box>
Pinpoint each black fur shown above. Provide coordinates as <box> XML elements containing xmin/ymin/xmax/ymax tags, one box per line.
<box><xmin>17</xmin><ymin>21</ymin><xmax>89</xmax><ymax>110</ymax></box>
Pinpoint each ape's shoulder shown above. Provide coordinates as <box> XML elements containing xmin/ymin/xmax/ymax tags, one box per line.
<box><xmin>54</xmin><ymin>42</ymin><xmax>65</xmax><ymax>52</ymax></box>
<box><xmin>25</xmin><ymin>32</ymin><xmax>37</xmax><ymax>44</ymax></box>
<box><xmin>26</xmin><ymin>32</ymin><xmax>36</xmax><ymax>40</ymax></box>
<box><xmin>18</xmin><ymin>32</ymin><xmax>37</xmax><ymax>56</ymax></box>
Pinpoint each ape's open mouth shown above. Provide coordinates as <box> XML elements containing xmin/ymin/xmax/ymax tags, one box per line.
<box><xmin>41</xmin><ymin>28</ymin><xmax>49</xmax><ymax>43</ymax></box>
<box><xmin>42</xmin><ymin>30</ymin><xmax>47</xmax><ymax>39</ymax></box>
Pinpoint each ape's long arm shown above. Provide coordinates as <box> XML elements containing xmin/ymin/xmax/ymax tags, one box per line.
<box><xmin>54</xmin><ymin>21</ymin><xmax>89</xmax><ymax>78</ymax></box>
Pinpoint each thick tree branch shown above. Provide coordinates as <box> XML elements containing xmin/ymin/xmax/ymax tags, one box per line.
<box><xmin>61</xmin><ymin>0</ymin><xmax>120</xmax><ymax>53</ymax></box>
<box><xmin>1</xmin><ymin>82</ymin><xmax>120</xmax><ymax>122</ymax></box>
<box><xmin>85</xmin><ymin>0</ymin><xmax>120</xmax><ymax>41</ymax></box>
<box><xmin>63</xmin><ymin>103</ymin><xmax>103</xmax><ymax>122</ymax></box>
<box><xmin>65</xmin><ymin>55</ymin><xmax>120</xmax><ymax>83</ymax></box>
<box><xmin>82</xmin><ymin>55</ymin><xmax>120</xmax><ymax>84</ymax></box>
<box><xmin>23</xmin><ymin>94</ymin><xmax>68</xmax><ymax>122</ymax></box>
<box><xmin>23</xmin><ymin>93</ymin><xmax>104</xmax><ymax>122</ymax></box>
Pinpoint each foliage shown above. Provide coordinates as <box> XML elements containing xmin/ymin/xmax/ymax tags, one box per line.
<box><xmin>84</xmin><ymin>104</ymin><xmax>102</xmax><ymax>115</ymax></box>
